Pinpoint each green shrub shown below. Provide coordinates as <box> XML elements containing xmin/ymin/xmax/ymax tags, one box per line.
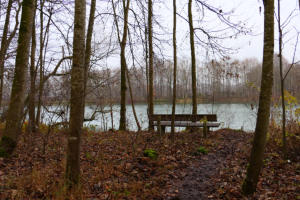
<box><xmin>196</xmin><ymin>146</ymin><xmax>208</xmax><ymax>155</ymax></box>
<box><xmin>143</xmin><ymin>149</ymin><xmax>158</xmax><ymax>159</ymax></box>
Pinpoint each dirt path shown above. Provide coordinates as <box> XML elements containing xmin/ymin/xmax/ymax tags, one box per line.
<box><xmin>166</xmin><ymin>131</ymin><xmax>250</xmax><ymax>200</ymax></box>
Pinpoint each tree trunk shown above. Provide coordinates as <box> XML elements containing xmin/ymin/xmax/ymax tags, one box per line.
<box><xmin>242</xmin><ymin>0</ymin><xmax>274</xmax><ymax>195</ymax></box>
<box><xmin>277</xmin><ymin>0</ymin><xmax>287</xmax><ymax>159</ymax></box>
<box><xmin>0</xmin><ymin>0</ymin><xmax>13</xmax><ymax>109</ymax></box>
<box><xmin>36</xmin><ymin>0</ymin><xmax>45</xmax><ymax>127</ymax></box>
<box><xmin>148</xmin><ymin>0</ymin><xmax>154</xmax><ymax>130</ymax></box>
<box><xmin>65</xmin><ymin>0</ymin><xmax>86</xmax><ymax>186</ymax></box>
<box><xmin>171</xmin><ymin>0</ymin><xmax>177</xmax><ymax>138</ymax></box>
<box><xmin>188</xmin><ymin>0</ymin><xmax>197</xmax><ymax>115</ymax></box>
<box><xmin>118</xmin><ymin>0</ymin><xmax>130</xmax><ymax>131</ymax></box>
<box><xmin>28</xmin><ymin>1</ymin><xmax>37</xmax><ymax>133</ymax></box>
<box><xmin>127</xmin><ymin>29</ymin><xmax>141</xmax><ymax>131</ymax></box>
<box><xmin>0</xmin><ymin>0</ymin><xmax>35</xmax><ymax>157</ymax></box>
<box><xmin>126</xmin><ymin>67</ymin><xmax>141</xmax><ymax>131</ymax></box>
<box><xmin>145</xmin><ymin>25</ymin><xmax>149</xmax><ymax>113</ymax></box>
<box><xmin>83</xmin><ymin>0</ymin><xmax>96</xmax><ymax>102</ymax></box>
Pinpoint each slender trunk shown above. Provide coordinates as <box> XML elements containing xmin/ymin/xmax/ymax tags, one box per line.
<box><xmin>28</xmin><ymin>2</ymin><xmax>37</xmax><ymax>133</ymax></box>
<box><xmin>36</xmin><ymin>1</ymin><xmax>52</xmax><ymax>126</ymax></box>
<box><xmin>148</xmin><ymin>0</ymin><xmax>154</xmax><ymax>130</ymax></box>
<box><xmin>145</xmin><ymin>25</ymin><xmax>149</xmax><ymax>113</ymax></box>
<box><xmin>119</xmin><ymin>39</ymin><xmax>127</xmax><ymax>130</ymax></box>
<box><xmin>83</xmin><ymin>0</ymin><xmax>96</xmax><ymax>102</ymax></box>
<box><xmin>277</xmin><ymin>0</ymin><xmax>287</xmax><ymax>159</ymax></box>
<box><xmin>0</xmin><ymin>0</ymin><xmax>35</xmax><ymax>157</ymax></box>
<box><xmin>171</xmin><ymin>0</ymin><xmax>177</xmax><ymax>137</ymax></box>
<box><xmin>65</xmin><ymin>0</ymin><xmax>86</xmax><ymax>186</ymax></box>
<box><xmin>127</xmin><ymin>28</ymin><xmax>141</xmax><ymax>131</ymax></box>
<box><xmin>112</xmin><ymin>0</ymin><xmax>130</xmax><ymax>131</ymax></box>
<box><xmin>36</xmin><ymin>0</ymin><xmax>45</xmax><ymax>126</ymax></box>
<box><xmin>0</xmin><ymin>0</ymin><xmax>13</xmax><ymax>109</ymax></box>
<box><xmin>188</xmin><ymin>0</ymin><xmax>197</xmax><ymax>115</ymax></box>
<box><xmin>242</xmin><ymin>0</ymin><xmax>274</xmax><ymax>195</ymax></box>
<box><xmin>126</xmin><ymin>67</ymin><xmax>141</xmax><ymax>131</ymax></box>
<box><xmin>109</xmin><ymin>87</ymin><xmax>114</xmax><ymax>130</ymax></box>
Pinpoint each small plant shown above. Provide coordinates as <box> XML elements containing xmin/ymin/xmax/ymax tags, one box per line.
<box><xmin>143</xmin><ymin>149</ymin><xmax>158</xmax><ymax>159</ymax></box>
<box><xmin>196</xmin><ymin>146</ymin><xmax>208</xmax><ymax>155</ymax></box>
<box><xmin>85</xmin><ymin>152</ymin><xmax>92</xmax><ymax>160</ymax></box>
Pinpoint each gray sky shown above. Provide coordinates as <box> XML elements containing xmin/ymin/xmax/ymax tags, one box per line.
<box><xmin>156</xmin><ymin>0</ymin><xmax>300</xmax><ymax>63</ymax></box>
<box><xmin>68</xmin><ymin>0</ymin><xmax>300</xmax><ymax>70</ymax></box>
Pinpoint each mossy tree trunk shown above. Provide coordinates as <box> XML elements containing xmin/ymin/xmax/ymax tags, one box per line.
<box><xmin>65</xmin><ymin>0</ymin><xmax>86</xmax><ymax>186</ymax></box>
<box><xmin>242</xmin><ymin>0</ymin><xmax>274</xmax><ymax>195</ymax></box>
<box><xmin>0</xmin><ymin>0</ymin><xmax>35</xmax><ymax>157</ymax></box>
<box><xmin>148</xmin><ymin>0</ymin><xmax>154</xmax><ymax>130</ymax></box>
<box><xmin>188</xmin><ymin>0</ymin><xmax>197</xmax><ymax>116</ymax></box>
<box><xmin>171</xmin><ymin>0</ymin><xmax>177</xmax><ymax>138</ymax></box>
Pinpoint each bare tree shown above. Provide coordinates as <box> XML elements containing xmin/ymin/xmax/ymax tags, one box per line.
<box><xmin>28</xmin><ymin>0</ymin><xmax>38</xmax><ymax>133</ymax></box>
<box><xmin>112</xmin><ymin>0</ymin><xmax>130</xmax><ymax>131</ymax></box>
<box><xmin>171</xmin><ymin>0</ymin><xmax>177</xmax><ymax>137</ymax></box>
<box><xmin>188</xmin><ymin>0</ymin><xmax>197</xmax><ymax>116</ymax></box>
<box><xmin>0</xmin><ymin>0</ymin><xmax>35</xmax><ymax>156</ymax></box>
<box><xmin>0</xmin><ymin>0</ymin><xmax>20</xmax><ymax>109</ymax></box>
<box><xmin>148</xmin><ymin>0</ymin><xmax>154</xmax><ymax>130</ymax></box>
<box><xmin>276</xmin><ymin>0</ymin><xmax>300</xmax><ymax>159</ymax></box>
<box><xmin>84</xmin><ymin>0</ymin><xmax>96</xmax><ymax>100</ymax></box>
<box><xmin>242</xmin><ymin>0</ymin><xmax>275</xmax><ymax>195</ymax></box>
<box><xmin>65</xmin><ymin>0</ymin><xmax>86</xmax><ymax>186</ymax></box>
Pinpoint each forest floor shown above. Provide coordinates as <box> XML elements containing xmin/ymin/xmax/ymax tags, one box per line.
<box><xmin>0</xmin><ymin>127</ymin><xmax>299</xmax><ymax>199</ymax></box>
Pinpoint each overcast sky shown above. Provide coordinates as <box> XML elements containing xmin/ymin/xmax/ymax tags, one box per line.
<box><xmin>99</xmin><ymin>0</ymin><xmax>300</xmax><ymax>69</ymax></box>
<box><xmin>84</xmin><ymin>0</ymin><xmax>300</xmax><ymax>70</ymax></box>
<box><xmin>156</xmin><ymin>0</ymin><xmax>300</xmax><ymax>63</ymax></box>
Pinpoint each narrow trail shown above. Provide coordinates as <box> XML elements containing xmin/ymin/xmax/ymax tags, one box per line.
<box><xmin>167</xmin><ymin>131</ymin><xmax>250</xmax><ymax>200</ymax></box>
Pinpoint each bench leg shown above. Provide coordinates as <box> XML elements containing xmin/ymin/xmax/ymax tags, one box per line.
<box><xmin>203</xmin><ymin>123</ymin><xmax>207</xmax><ymax>138</ymax></box>
<box><xmin>161</xmin><ymin>126</ymin><xmax>166</xmax><ymax>134</ymax></box>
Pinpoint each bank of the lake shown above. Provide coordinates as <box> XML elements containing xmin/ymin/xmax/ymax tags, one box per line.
<box><xmin>41</xmin><ymin>103</ymin><xmax>258</xmax><ymax>132</ymax></box>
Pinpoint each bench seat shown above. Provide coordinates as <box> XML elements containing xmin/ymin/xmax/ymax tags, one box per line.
<box><xmin>150</xmin><ymin>114</ymin><xmax>220</xmax><ymax>137</ymax></box>
<box><xmin>153</xmin><ymin>121</ymin><xmax>220</xmax><ymax>127</ymax></box>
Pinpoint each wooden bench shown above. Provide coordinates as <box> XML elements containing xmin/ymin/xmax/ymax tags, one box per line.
<box><xmin>149</xmin><ymin>114</ymin><xmax>220</xmax><ymax>137</ymax></box>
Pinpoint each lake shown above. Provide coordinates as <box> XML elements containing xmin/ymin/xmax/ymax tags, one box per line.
<box><xmin>77</xmin><ymin>103</ymin><xmax>258</xmax><ymax>132</ymax></box>
<box><xmin>41</xmin><ymin>103</ymin><xmax>258</xmax><ymax>132</ymax></box>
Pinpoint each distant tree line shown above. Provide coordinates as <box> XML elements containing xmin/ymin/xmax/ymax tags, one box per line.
<box><xmin>2</xmin><ymin>56</ymin><xmax>296</xmax><ymax>105</ymax></box>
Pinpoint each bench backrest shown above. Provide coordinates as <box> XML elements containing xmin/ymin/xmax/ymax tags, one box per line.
<box><xmin>149</xmin><ymin>114</ymin><xmax>217</xmax><ymax>122</ymax></box>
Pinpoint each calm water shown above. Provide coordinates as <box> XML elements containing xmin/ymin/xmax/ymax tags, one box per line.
<box><xmin>41</xmin><ymin>103</ymin><xmax>258</xmax><ymax>132</ymax></box>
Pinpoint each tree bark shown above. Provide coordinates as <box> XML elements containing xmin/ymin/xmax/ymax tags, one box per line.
<box><xmin>65</xmin><ymin>0</ymin><xmax>86</xmax><ymax>186</ymax></box>
<box><xmin>242</xmin><ymin>0</ymin><xmax>274</xmax><ymax>195</ymax></box>
<box><xmin>171</xmin><ymin>0</ymin><xmax>177</xmax><ymax>138</ymax></box>
<box><xmin>83</xmin><ymin>0</ymin><xmax>96</xmax><ymax>102</ymax></box>
<box><xmin>148</xmin><ymin>0</ymin><xmax>154</xmax><ymax>130</ymax></box>
<box><xmin>36</xmin><ymin>0</ymin><xmax>45</xmax><ymax>126</ymax></box>
<box><xmin>112</xmin><ymin>0</ymin><xmax>130</xmax><ymax>131</ymax></box>
<box><xmin>0</xmin><ymin>0</ymin><xmax>13</xmax><ymax>109</ymax></box>
<box><xmin>28</xmin><ymin>1</ymin><xmax>37</xmax><ymax>133</ymax></box>
<box><xmin>0</xmin><ymin>0</ymin><xmax>35</xmax><ymax>157</ymax></box>
<box><xmin>188</xmin><ymin>0</ymin><xmax>197</xmax><ymax>115</ymax></box>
